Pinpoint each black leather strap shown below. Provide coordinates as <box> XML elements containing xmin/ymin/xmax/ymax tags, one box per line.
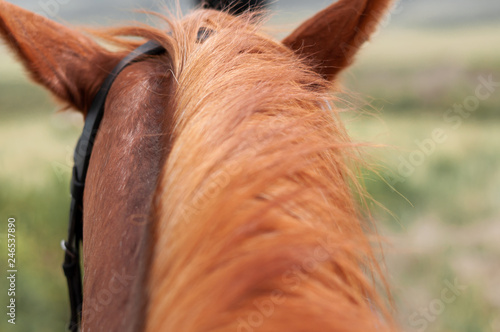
<box><xmin>63</xmin><ymin>40</ymin><xmax>166</xmax><ymax>332</ymax></box>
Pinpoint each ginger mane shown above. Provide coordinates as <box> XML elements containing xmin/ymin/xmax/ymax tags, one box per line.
<box><xmin>99</xmin><ymin>9</ymin><xmax>394</xmax><ymax>332</ymax></box>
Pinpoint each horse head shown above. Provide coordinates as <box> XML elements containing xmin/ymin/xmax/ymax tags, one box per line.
<box><xmin>0</xmin><ymin>1</ymin><xmax>396</xmax><ymax>331</ymax></box>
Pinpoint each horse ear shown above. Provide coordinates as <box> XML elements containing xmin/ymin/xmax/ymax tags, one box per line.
<box><xmin>282</xmin><ymin>0</ymin><xmax>393</xmax><ymax>81</ymax></box>
<box><xmin>0</xmin><ymin>1</ymin><xmax>123</xmax><ymax>112</ymax></box>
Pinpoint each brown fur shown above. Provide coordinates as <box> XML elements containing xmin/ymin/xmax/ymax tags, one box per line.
<box><xmin>283</xmin><ymin>0</ymin><xmax>393</xmax><ymax>81</ymax></box>
<box><xmin>0</xmin><ymin>1</ymin><xmax>396</xmax><ymax>331</ymax></box>
<box><xmin>0</xmin><ymin>1</ymin><xmax>127</xmax><ymax>112</ymax></box>
<box><xmin>139</xmin><ymin>9</ymin><xmax>396</xmax><ymax>332</ymax></box>
<box><xmin>82</xmin><ymin>58</ymin><xmax>174</xmax><ymax>332</ymax></box>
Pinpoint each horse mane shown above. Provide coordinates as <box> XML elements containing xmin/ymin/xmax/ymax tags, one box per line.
<box><xmin>95</xmin><ymin>9</ymin><xmax>394</xmax><ymax>332</ymax></box>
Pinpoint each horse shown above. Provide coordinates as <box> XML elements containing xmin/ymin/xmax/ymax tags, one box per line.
<box><xmin>0</xmin><ymin>0</ymin><xmax>397</xmax><ymax>331</ymax></box>
<box><xmin>192</xmin><ymin>0</ymin><xmax>269</xmax><ymax>14</ymax></box>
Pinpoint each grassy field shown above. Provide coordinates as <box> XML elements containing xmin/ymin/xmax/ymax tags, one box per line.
<box><xmin>341</xmin><ymin>24</ymin><xmax>500</xmax><ymax>332</ymax></box>
<box><xmin>1</xmin><ymin>23</ymin><xmax>499</xmax><ymax>331</ymax></box>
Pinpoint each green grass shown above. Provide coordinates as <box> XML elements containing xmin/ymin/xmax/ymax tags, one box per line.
<box><xmin>0</xmin><ymin>110</ymin><xmax>81</xmax><ymax>332</ymax></box>
<box><xmin>340</xmin><ymin>24</ymin><xmax>500</xmax><ymax>120</ymax></box>
<box><xmin>344</xmin><ymin>114</ymin><xmax>500</xmax><ymax>331</ymax></box>
<box><xmin>339</xmin><ymin>24</ymin><xmax>500</xmax><ymax>332</ymax></box>
<box><xmin>346</xmin><ymin>114</ymin><xmax>500</xmax><ymax>226</ymax></box>
<box><xmin>1</xmin><ymin>24</ymin><xmax>500</xmax><ymax>332</ymax></box>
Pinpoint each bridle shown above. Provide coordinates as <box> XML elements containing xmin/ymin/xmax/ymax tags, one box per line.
<box><xmin>62</xmin><ymin>40</ymin><xmax>166</xmax><ymax>332</ymax></box>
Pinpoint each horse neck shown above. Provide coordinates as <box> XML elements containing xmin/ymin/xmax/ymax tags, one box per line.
<box><xmin>143</xmin><ymin>27</ymin><xmax>388</xmax><ymax>330</ymax></box>
<box><xmin>81</xmin><ymin>59</ymin><xmax>173</xmax><ymax>331</ymax></box>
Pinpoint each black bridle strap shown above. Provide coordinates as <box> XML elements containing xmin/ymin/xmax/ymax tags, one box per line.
<box><xmin>63</xmin><ymin>40</ymin><xmax>166</xmax><ymax>332</ymax></box>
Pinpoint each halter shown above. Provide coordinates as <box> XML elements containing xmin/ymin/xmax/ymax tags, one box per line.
<box><xmin>62</xmin><ymin>40</ymin><xmax>166</xmax><ymax>332</ymax></box>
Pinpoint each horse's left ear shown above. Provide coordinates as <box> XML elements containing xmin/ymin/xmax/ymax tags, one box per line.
<box><xmin>283</xmin><ymin>0</ymin><xmax>393</xmax><ymax>81</ymax></box>
<box><xmin>0</xmin><ymin>1</ymin><xmax>123</xmax><ymax>112</ymax></box>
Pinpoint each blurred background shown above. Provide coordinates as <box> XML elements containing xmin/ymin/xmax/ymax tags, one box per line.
<box><xmin>0</xmin><ymin>0</ymin><xmax>499</xmax><ymax>331</ymax></box>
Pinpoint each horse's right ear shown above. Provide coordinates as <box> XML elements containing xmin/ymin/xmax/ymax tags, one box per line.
<box><xmin>0</xmin><ymin>1</ymin><xmax>124</xmax><ymax>112</ymax></box>
<box><xmin>283</xmin><ymin>0</ymin><xmax>393</xmax><ymax>81</ymax></box>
